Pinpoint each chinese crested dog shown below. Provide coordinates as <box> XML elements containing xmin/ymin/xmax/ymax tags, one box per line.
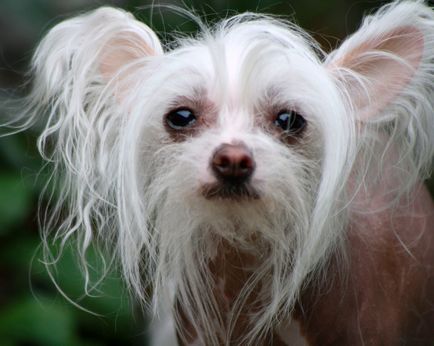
<box><xmin>8</xmin><ymin>0</ymin><xmax>434</xmax><ymax>344</ymax></box>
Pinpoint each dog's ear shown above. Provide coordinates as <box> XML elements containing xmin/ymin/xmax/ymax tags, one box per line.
<box><xmin>326</xmin><ymin>1</ymin><xmax>434</xmax><ymax>196</ymax></box>
<box><xmin>32</xmin><ymin>7</ymin><xmax>162</xmax><ymax>98</ymax></box>
<box><xmin>326</xmin><ymin>1</ymin><xmax>432</xmax><ymax>120</ymax></box>
<box><xmin>96</xmin><ymin>8</ymin><xmax>163</xmax><ymax>80</ymax></box>
<box><xmin>25</xmin><ymin>8</ymin><xmax>164</xmax><ymax>278</ymax></box>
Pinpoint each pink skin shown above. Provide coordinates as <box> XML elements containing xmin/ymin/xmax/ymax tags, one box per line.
<box><xmin>176</xmin><ymin>183</ymin><xmax>434</xmax><ymax>345</ymax></box>
<box><xmin>291</xmin><ymin>184</ymin><xmax>434</xmax><ymax>345</ymax></box>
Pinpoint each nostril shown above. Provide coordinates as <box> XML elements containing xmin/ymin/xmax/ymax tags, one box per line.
<box><xmin>218</xmin><ymin>156</ymin><xmax>231</xmax><ymax>169</ymax></box>
<box><xmin>211</xmin><ymin>143</ymin><xmax>255</xmax><ymax>182</ymax></box>
<box><xmin>239</xmin><ymin>156</ymin><xmax>253</xmax><ymax>170</ymax></box>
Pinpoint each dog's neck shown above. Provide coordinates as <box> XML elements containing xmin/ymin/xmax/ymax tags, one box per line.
<box><xmin>176</xmin><ymin>239</ymin><xmax>286</xmax><ymax>345</ymax></box>
<box><xmin>176</xmin><ymin>184</ymin><xmax>434</xmax><ymax>345</ymax></box>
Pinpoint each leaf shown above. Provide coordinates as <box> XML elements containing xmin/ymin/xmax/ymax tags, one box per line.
<box><xmin>0</xmin><ymin>296</ymin><xmax>79</xmax><ymax>346</ymax></box>
<box><xmin>0</xmin><ymin>173</ymin><xmax>33</xmax><ymax>234</ymax></box>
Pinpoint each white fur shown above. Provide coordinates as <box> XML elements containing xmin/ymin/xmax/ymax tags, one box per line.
<box><xmin>4</xmin><ymin>1</ymin><xmax>434</xmax><ymax>345</ymax></box>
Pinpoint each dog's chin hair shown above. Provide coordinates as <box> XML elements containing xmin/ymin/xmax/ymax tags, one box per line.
<box><xmin>138</xmin><ymin>142</ymin><xmax>327</xmax><ymax>345</ymax></box>
<box><xmin>150</xmin><ymin>200</ymin><xmax>302</xmax><ymax>345</ymax></box>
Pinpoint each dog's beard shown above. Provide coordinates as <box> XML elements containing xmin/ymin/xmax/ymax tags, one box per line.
<box><xmin>152</xmin><ymin>198</ymin><xmax>291</xmax><ymax>345</ymax></box>
<box><xmin>142</xmin><ymin>143</ymin><xmax>320</xmax><ymax>345</ymax></box>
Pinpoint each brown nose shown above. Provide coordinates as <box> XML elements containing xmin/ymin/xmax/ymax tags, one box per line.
<box><xmin>211</xmin><ymin>143</ymin><xmax>255</xmax><ymax>183</ymax></box>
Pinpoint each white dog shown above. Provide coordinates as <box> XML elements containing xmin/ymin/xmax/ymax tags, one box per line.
<box><xmin>10</xmin><ymin>0</ymin><xmax>434</xmax><ymax>344</ymax></box>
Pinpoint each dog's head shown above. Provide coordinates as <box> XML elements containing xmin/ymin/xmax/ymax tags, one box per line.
<box><xmin>26</xmin><ymin>1</ymin><xmax>434</xmax><ymax>343</ymax></box>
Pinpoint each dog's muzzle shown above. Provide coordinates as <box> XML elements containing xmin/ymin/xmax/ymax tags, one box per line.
<box><xmin>202</xmin><ymin>142</ymin><xmax>259</xmax><ymax>200</ymax></box>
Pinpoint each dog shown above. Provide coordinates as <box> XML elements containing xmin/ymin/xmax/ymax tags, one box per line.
<box><xmin>8</xmin><ymin>0</ymin><xmax>434</xmax><ymax>344</ymax></box>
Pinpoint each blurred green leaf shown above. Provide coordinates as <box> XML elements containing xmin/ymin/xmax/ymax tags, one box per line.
<box><xmin>0</xmin><ymin>236</ymin><xmax>37</xmax><ymax>264</ymax></box>
<box><xmin>0</xmin><ymin>135</ymin><xmax>40</xmax><ymax>170</ymax></box>
<box><xmin>0</xmin><ymin>296</ymin><xmax>80</xmax><ymax>346</ymax></box>
<box><xmin>0</xmin><ymin>173</ymin><xmax>33</xmax><ymax>233</ymax></box>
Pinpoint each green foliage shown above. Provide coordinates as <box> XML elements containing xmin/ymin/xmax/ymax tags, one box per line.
<box><xmin>0</xmin><ymin>130</ymin><xmax>145</xmax><ymax>345</ymax></box>
<box><xmin>0</xmin><ymin>297</ymin><xmax>78</xmax><ymax>346</ymax></box>
<box><xmin>0</xmin><ymin>173</ymin><xmax>33</xmax><ymax>233</ymax></box>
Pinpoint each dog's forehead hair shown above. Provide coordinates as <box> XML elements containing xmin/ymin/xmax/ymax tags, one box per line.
<box><xmin>158</xmin><ymin>29</ymin><xmax>329</xmax><ymax>130</ymax></box>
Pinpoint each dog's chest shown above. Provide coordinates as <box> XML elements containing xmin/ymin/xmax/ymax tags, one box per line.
<box><xmin>275</xmin><ymin>320</ymin><xmax>310</xmax><ymax>346</ymax></box>
<box><xmin>206</xmin><ymin>242</ymin><xmax>310</xmax><ymax>345</ymax></box>
<box><xmin>181</xmin><ymin>319</ymin><xmax>309</xmax><ymax>346</ymax></box>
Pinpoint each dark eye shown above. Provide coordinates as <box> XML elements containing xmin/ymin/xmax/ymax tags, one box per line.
<box><xmin>274</xmin><ymin>110</ymin><xmax>306</xmax><ymax>134</ymax></box>
<box><xmin>166</xmin><ymin>108</ymin><xmax>196</xmax><ymax>130</ymax></box>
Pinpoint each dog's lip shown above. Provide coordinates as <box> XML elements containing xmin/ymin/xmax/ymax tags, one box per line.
<box><xmin>200</xmin><ymin>182</ymin><xmax>260</xmax><ymax>200</ymax></box>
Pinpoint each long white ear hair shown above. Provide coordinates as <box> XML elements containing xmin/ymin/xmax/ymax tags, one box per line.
<box><xmin>22</xmin><ymin>7</ymin><xmax>162</xmax><ymax>298</ymax></box>
<box><xmin>327</xmin><ymin>0</ymin><xmax>434</xmax><ymax>201</ymax></box>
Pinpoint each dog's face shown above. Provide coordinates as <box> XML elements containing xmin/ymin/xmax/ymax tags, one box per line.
<box><xmin>28</xmin><ymin>2</ymin><xmax>434</xmax><ymax>343</ymax></box>
<box><xmin>134</xmin><ymin>24</ymin><xmax>334</xmax><ymax>239</ymax></box>
<box><xmin>119</xmin><ymin>22</ymin><xmax>373</xmax><ymax>255</ymax></box>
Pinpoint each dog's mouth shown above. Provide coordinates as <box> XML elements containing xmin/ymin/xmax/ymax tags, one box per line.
<box><xmin>201</xmin><ymin>182</ymin><xmax>260</xmax><ymax>200</ymax></box>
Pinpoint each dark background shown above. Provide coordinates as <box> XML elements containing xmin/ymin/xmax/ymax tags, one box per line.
<box><xmin>0</xmin><ymin>1</ymin><xmax>432</xmax><ymax>345</ymax></box>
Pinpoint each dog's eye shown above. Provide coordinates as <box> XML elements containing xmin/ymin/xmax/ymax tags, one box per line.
<box><xmin>274</xmin><ymin>110</ymin><xmax>306</xmax><ymax>134</ymax></box>
<box><xmin>166</xmin><ymin>108</ymin><xmax>196</xmax><ymax>130</ymax></box>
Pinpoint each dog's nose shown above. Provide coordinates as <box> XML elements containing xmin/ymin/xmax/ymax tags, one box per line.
<box><xmin>211</xmin><ymin>143</ymin><xmax>255</xmax><ymax>183</ymax></box>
